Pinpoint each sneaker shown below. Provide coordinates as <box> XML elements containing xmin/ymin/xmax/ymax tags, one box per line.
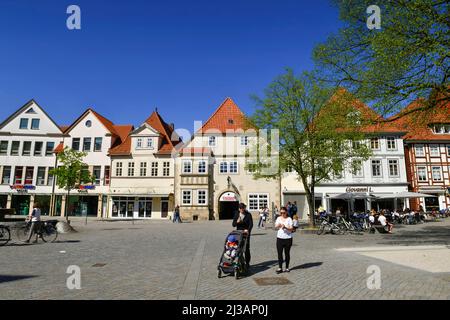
<box><xmin>276</xmin><ymin>268</ymin><xmax>283</xmax><ymax>274</ymax></box>
<box><xmin>285</xmin><ymin>268</ymin><xmax>290</xmax><ymax>273</ymax></box>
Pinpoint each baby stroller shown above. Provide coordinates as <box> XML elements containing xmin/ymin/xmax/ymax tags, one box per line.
<box><xmin>217</xmin><ymin>230</ymin><xmax>248</xmax><ymax>279</ymax></box>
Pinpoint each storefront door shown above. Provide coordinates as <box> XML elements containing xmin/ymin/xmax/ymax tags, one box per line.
<box><xmin>161</xmin><ymin>201</ymin><xmax>168</xmax><ymax>218</ymax></box>
<box><xmin>138</xmin><ymin>198</ymin><xmax>152</xmax><ymax>218</ymax></box>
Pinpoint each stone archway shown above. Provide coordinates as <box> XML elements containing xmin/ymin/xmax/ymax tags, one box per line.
<box><xmin>217</xmin><ymin>190</ymin><xmax>240</xmax><ymax>220</ymax></box>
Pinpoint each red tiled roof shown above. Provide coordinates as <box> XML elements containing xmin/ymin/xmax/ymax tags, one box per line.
<box><xmin>54</xmin><ymin>142</ymin><xmax>64</xmax><ymax>154</ymax></box>
<box><xmin>110</xmin><ymin>111</ymin><xmax>181</xmax><ymax>156</ymax></box>
<box><xmin>179</xmin><ymin>147</ymin><xmax>213</xmax><ymax>156</ymax></box>
<box><xmin>197</xmin><ymin>97</ymin><xmax>255</xmax><ymax>134</ymax></box>
<box><xmin>390</xmin><ymin>99</ymin><xmax>450</xmax><ymax>141</ymax></box>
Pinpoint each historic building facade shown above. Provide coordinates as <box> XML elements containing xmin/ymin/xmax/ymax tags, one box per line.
<box><xmin>0</xmin><ymin>100</ymin><xmax>65</xmax><ymax>215</ymax></box>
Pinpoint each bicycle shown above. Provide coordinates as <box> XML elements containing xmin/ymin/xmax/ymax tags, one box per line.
<box><xmin>0</xmin><ymin>224</ymin><xmax>11</xmax><ymax>246</ymax></box>
<box><xmin>16</xmin><ymin>220</ymin><xmax>58</xmax><ymax>243</ymax></box>
<box><xmin>317</xmin><ymin>217</ymin><xmax>343</xmax><ymax>235</ymax></box>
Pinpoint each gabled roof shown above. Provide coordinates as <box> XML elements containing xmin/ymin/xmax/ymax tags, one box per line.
<box><xmin>0</xmin><ymin>99</ymin><xmax>64</xmax><ymax>133</ymax></box>
<box><xmin>197</xmin><ymin>97</ymin><xmax>254</xmax><ymax>134</ymax></box>
<box><xmin>64</xmin><ymin>108</ymin><xmax>120</xmax><ymax>136</ymax></box>
<box><xmin>109</xmin><ymin>110</ymin><xmax>181</xmax><ymax>156</ymax></box>
<box><xmin>389</xmin><ymin>99</ymin><xmax>450</xmax><ymax>141</ymax></box>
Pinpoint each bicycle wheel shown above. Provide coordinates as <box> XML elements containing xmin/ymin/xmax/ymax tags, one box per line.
<box><xmin>16</xmin><ymin>224</ymin><xmax>31</xmax><ymax>242</ymax></box>
<box><xmin>317</xmin><ymin>223</ymin><xmax>325</xmax><ymax>235</ymax></box>
<box><xmin>0</xmin><ymin>226</ymin><xmax>11</xmax><ymax>246</ymax></box>
<box><xmin>41</xmin><ymin>224</ymin><xmax>58</xmax><ymax>243</ymax></box>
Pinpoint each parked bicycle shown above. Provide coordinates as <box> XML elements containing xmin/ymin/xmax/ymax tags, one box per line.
<box><xmin>16</xmin><ymin>220</ymin><xmax>58</xmax><ymax>243</ymax></box>
<box><xmin>317</xmin><ymin>217</ymin><xmax>343</xmax><ymax>235</ymax></box>
<box><xmin>0</xmin><ymin>224</ymin><xmax>11</xmax><ymax>246</ymax></box>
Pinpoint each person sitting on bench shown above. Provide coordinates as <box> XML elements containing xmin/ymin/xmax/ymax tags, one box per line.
<box><xmin>378</xmin><ymin>211</ymin><xmax>393</xmax><ymax>234</ymax></box>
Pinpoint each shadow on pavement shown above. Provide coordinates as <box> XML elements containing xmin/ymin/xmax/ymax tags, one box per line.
<box><xmin>290</xmin><ymin>262</ymin><xmax>323</xmax><ymax>271</ymax></box>
<box><xmin>54</xmin><ymin>240</ymin><xmax>81</xmax><ymax>243</ymax></box>
<box><xmin>248</xmin><ymin>260</ymin><xmax>278</xmax><ymax>276</ymax></box>
<box><xmin>378</xmin><ymin>225</ymin><xmax>450</xmax><ymax>246</ymax></box>
<box><xmin>0</xmin><ymin>275</ymin><xmax>37</xmax><ymax>284</ymax></box>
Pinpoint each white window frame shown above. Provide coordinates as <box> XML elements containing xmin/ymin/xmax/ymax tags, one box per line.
<box><xmin>417</xmin><ymin>166</ymin><xmax>427</xmax><ymax>182</ymax></box>
<box><xmin>128</xmin><ymin>162</ymin><xmax>135</xmax><ymax>177</ymax></box>
<box><xmin>352</xmin><ymin>160</ymin><xmax>364</xmax><ymax>178</ymax></box>
<box><xmin>182</xmin><ymin>160</ymin><xmax>192</xmax><ymax>174</ymax></box>
<box><xmin>248</xmin><ymin>193</ymin><xmax>269</xmax><ymax>211</ymax></box>
<box><xmin>197</xmin><ymin>189</ymin><xmax>207</xmax><ymax>205</ymax></box>
<box><xmin>386</xmin><ymin>137</ymin><xmax>397</xmax><ymax>151</ymax></box>
<box><xmin>415</xmin><ymin>145</ymin><xmax>425</xmax><ymax>157</ymax></box>
<box><xmin>116</xmin><ymin>162</ymin><xmax>123</xmax><ymax>177</ymax></box>
<box><xmin>198</xmin><ymin>160</ymin><xmax>206</xmax><ymax>173</ymax></box>
<box><xmin>182</xmin><ymin>190</ymin><xmax>192</xmax><ymax>205</ymax></box>
<box><xmin>431</xmin><ymin>166</ymin><xmax>442</xmax><ymax>181</ymax></box>
<box><xmin>151</xmin><ymin>162</ymin><xmax>158</xmax><ymax>177</ymax></box>
<box><xmin>208</xmin><ymin>136</ymin><xmax>216</xmax><ymax>147</ymax></box>
<box><xmin>447</xmin><ymin>145</ymin><xmax>450</xmax><ymax>157</ymax></box>
<box><xmin>388</xmin><ymin>159</ymin><xmax>399</xmax><ymax>177</ymax></box>
<box><xmin>146</xmin><ymin>138</ymin><xmax>153</xmax><ymax>149</ymax></box>
<box><xmin>429</xmin><ymin>144</ymin><xmax>440</xmax><ymax>157</ymax></box>
<box><xmin>163</xmin><ymin>161</ymin><xmax>170</xmax><ymax>176</ymax></box>
<box><xmin>219</xmin><ymin>161</ymin><xmax>228</xmax><ymax>174</ymax></box>
<box><xmin>137</xmin><ymin>138</ymin><xmax>143</xmax><ymax>149</ymax></box>
<box><xmin>229</xmin><ymin>160</ymin><xmax>238</xmax><ymax>174</ymax></box>
<box><xmin>371</xmin><ymin>159</ymin><xmax>382</xmax><ymax>178</ymax></box>
<box><xmin>140</xmin><ymin>162</ymin><xmax>147</xmax><ymax>177</ymax></box>
<box><xmin>241</xmin><ymin>136</ymin><xmax>248</xmax><ymax>146</ymax></box>
<box><xmin>370</xmin><ymin>137</ymin><xmax>380</xmax><ymax>150</ymax></box>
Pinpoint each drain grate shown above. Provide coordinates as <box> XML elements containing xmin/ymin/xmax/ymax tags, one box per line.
<box><xmin>91</xmin><ymin>263</ymin><xmax>107</xmax><ymax>267</ymax></box>
<box><xmin>254</xmin><ymin>277</ymin><xmax>293</xmax><ymax>286</ymax></box>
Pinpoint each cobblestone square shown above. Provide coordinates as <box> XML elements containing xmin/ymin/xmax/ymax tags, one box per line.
<box><xmin>1</xmin><ymin>218</ymin><xmax>449</xmax><ymax>300</ymax></box>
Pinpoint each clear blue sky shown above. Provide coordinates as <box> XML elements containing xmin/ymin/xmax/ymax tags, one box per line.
<box><xmin>0</xmin><ymin>0</ymin><xmax>341</xmax><ymax>132</ymax></box>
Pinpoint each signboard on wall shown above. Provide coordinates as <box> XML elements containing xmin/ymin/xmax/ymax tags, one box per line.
<box><xmin>219</xmin><ymin>192</ymin><xmax>238</xmax><ymax>202</ymax></box>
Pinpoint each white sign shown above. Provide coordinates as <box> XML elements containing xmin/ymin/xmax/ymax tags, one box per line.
<box><xmin>219</xmin><ymin>192</ymin><xmax>237</xmax><ymax>202</ymax></box>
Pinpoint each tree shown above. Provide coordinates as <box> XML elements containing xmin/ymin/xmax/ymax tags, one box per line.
<box><xmin>313</xmin><ymin>0</ymin><xmax>450</xmax><ymax>116</ymax></box>
<box><xmin>50</xmin><ymin>147</ymin><xmax>94</xmax><ymax>222</ymax></box>
<box><xmin>248</xmin><ymin>70</ymin><xmax>372</xmax><ymax>227</ymax></box>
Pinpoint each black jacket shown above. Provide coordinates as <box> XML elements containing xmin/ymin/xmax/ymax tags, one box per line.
<box><xmin>232</xmin><ymin>210</ymin><xmax>253</xmax><ymax>234</ymax></box>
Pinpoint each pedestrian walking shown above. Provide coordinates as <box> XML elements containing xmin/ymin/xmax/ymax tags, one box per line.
<box><xmin>257</xmin><ymin>206</ymin><xmax>268</xmax><ymax>229</ymax></box>
<box><xmin>232</xmin><ymin>203</ymin><xmax>253</xmax><ymax>268</ymax></box>
<box><xmin>173</xmin><ymin>205</ymin><xmax>182</xmax><ymax>223</ymax></box>
<box><xmin>25</xmin><ymin>202</ymin><xmax>41</xmax><ymax>243</ymax></box>
<box><xmin>275</xmin><ymin>207</ymin><xmax>294</xmax><ymax>273</ymax></box>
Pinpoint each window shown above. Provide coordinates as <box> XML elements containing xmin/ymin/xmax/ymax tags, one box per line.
<box><xmin>220</xmin><ymin>161</ymin><xmax>228</xmax><ymax>173</ymax></box>
<box><xmin>72</xmin><ymin>138</ymin><xmax>80</xmax><ymax>151</ymax></box>
<box><xmin>139</xmin><ymin>162</ymin><xmax>147</xmax><ymax>177</ymax></box>
<box><xmin>386</xmin><ymin>137</ymin><xmax>396</xmax><ymax>150</ymax></box>
<box><xmin>24</xmin><ymin>167</ymin><xmax>34</xmax><ymax>185</ymax></box>
<box><xmin>370</xmin><ymin>137</ymin><xmax>380</xmax><ymax>150</ymax></box>
<box><xmin>431</xmin><ymin>124</ymin><xmax>450</xmax><ymax>134</ymax></box>
<box><xmin>208</xmin><ymin>136</ymin><xmax>216</xmax><ymax>147</ymax></box>
<box><xmin>248</xmin><ymin>194</ymin><xmax>269</xmax><ymax>211</ymax></box>
<box><xmin>352</xmin><ymin>160</ymin><xmax>364</xmax><ymax>177</ymax></box>
<box><xmin>45</xmin><ymin>142</ymin><xmax>55</xmax><ymax>156</ymax></box>
<box><xmin>0</xmin><ymin>141</ymin><xmax>8</xmax><ymax>155</ymax></box>
<box><xmin>128</xmin><ymin>162</ymin><xmax>135</xmax><ymax>177</ymax></box>
<box><xmin>47</xmin><ymin>168</ymin><xmax>54</xmax><ymax>186</ymax></box>
<box><xmin>11</xmin><ymin>141</ymin><xmax>20</xmax><ymax>156</ymax></box>
<box><xmin>85</xmin><ymin>120</ymin><xmax>92</xmax><ymax>127</ymax></box>
<box><xmin>22</xmin><ymin>141</ymin><xmax>31</xmax><ymax>156</ymax></box>
<box><xmin>31</xmin><ymin>119</ymin><xmax>40</xmax><ymax>130</ymax></box>
<box><xmin>19</xmin><ymin>118</ymin><xmax>28</xmax><ymax>129</ymax></box>
<box><xmin>146</xmin><ymin>138</ymin><xmax>153</xmax><ymax>148</ymax></box>
<box><xmin>182</xmin><ymin>160</ymin><xmax>192</xmax><ymax>174</ymax></box>
<box><xmin>14</xmin><ymin>167</ymin><xmax>23</xmax><ymax>184</ymax></box>
<box><xmin>104</xmin><ymin>166</ymin><xmax>110</xmax><ymax>185</ymax></box>
<box><xmin>228</xmin><ymin>119</ymin><xmax>234</xmax><ymax>124</ymax></box>
<box><xmin>151</xmin><ymin>162</ymin><xmax>158</xmax><ymax>177</ymax></box>
<box><xmin>37</xmin><ymin>167</ymin><xmax>46</xmax><ymax>185</ymax></box>
<box><xmin>1</xmin><ymin>166</ymin><xmax>11</xmax><ymax>184</ymax></box>
<box><xmin>93</xmin><ymin>166</ymin><xmax>101</xmax><ymax>185</ymax></box>
<box><xmin>197</xmin><ymin>190</ymin><xmax>207</xmax><ymax>205</ymax></box>
<box><xmin>388</xmin><ymin>159</ymin><xmax>399</xmax><ymax>177</ymax></box>
<box><xmin>83</xmin><ymin>138</ymin><xmax>91</xmax><ymax>152</ymax></box>
<box><xmin>137</xmin><ymin>138</ymin><xmax>143</xmax><ymax>149</ymax></box>
<box><xmin>229</xmin><ymin>161</ymin><xmax>238</xmax><ymax>173</ymax></box>
<box><xmin>116</xmin><ymin>162</ymin><xmax>123</xmax><ymax>177</ymax></box>
<box><xmin>417</xmin><ymin>166</ymin><xmax>427</xmax><ymax>181</ymax></box>
<box><xmin>371</xmin><ymin>160</ymin><xmax>382</xmax><ymax>177</ymax></box>
<box><xmin>430</xmin><ymin>145</ymin><xmax>440</xmax><ymax>157</ymax></box>
<box><xmin>34</xmin><ymin>142</ymin><xmax>43</xmax><ymax>156</ymax></box>
<box><xmin>94</xmin><ymin>137</ymin><xmax>102</xmax><ymax>152</ymax></box>
<box><xmin>163</xmin><ymin>162</ymin><xmax>170</xmax><ymax>176</ymax></box>
<box><xmin>432</xmin><ymin>166</ymin><xmax>442</xmax><ymax>181</ymax></box>
<box><xmin>182</xmin><ymin>190</ymin><xmax>192</xmax><ymax>205</ymax></box>
<box><xmin>241</xmin><ymin>136</ymin><xmax>248</xmax><ymax>146</ymax></box>
<box><xmin>415</xmin><ymin>145</ymin><xmax>425</xmax><ymax>156</ymax></box>
<box><xmin>198</xmin><ymin>161</ymin><xmax>206</xmax><ymax>173</ymax></box>
<box><xmin>447</xmin><ymin>145</ymin><xmax>450</xmax><ymax>157</ymax></box>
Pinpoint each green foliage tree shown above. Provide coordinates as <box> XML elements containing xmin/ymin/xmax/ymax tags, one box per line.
<box><xmin>50</xmin><ymin>147</ymin><xmax>95</xmax><ymax>222</ymax></box>
<box><xmin>313</xmin><ymin>0</ymin><xmax>450</xmax><ymax>115</ymax></box>
<box><xmin>248</xmin><ymin>70</ymin><xmax>372</xmax><ymax>227</ymax></box>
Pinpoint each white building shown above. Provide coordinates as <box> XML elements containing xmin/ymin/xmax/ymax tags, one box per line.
<box><xmin>282</xmin><ymin>100</ymin><xmax>409</xmax><ymax>220</ymax></box>
<box><xmin>0</xmin><ymin>100</ymin><xmax>65</xmax><ymax>215</ymax></box>
<box><xmin>108</xmin><ymin>110</ymin><xmax>181</xmax><ymax>219</ymax></box>
<box><xmin>55</xmin><ymin>108</ymin><xmax>133</xmax><ymax>218</ymax></box>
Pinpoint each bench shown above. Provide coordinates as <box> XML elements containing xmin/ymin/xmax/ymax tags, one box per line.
<box><xmin>369</xmin><ymin>224</ymin><xmax>389</xmax><ymax>234</ymax></box>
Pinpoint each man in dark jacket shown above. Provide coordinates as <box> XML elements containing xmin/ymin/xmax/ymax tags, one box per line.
<box><xmin>232</xmin><ymin>203</ymin><xmax>253</xmax><ymax>267</ymax></box>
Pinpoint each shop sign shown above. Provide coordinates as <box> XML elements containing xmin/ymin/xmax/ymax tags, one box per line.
<box><xmin>77</xmin><ymin>185</ymin><xmax>95</xmax><ymax>193</ymax></box>
<box><xmin>345</xmin><ymin>186</ymin><xmax>373</xmax><ymax>193</ymax></box>
<box><xmin>220</xmin><ymin>192</ymin><xmax>237</xmax><ymax>202</ymax></box>
<box><xmin>10</xmin><ymin>185</ymin><xmax>35</xmax><ymax>192</ymax></box>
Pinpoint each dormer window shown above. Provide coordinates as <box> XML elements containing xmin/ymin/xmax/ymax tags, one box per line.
<box><xmin>431</xmin><ymin>124</ymin><xmax>450</xmax><ymax>134</ymax></box>
<box><xmin>137</xmin><ymin>138</ymin><xmax>143</xmax><ymax>148</ymax></box>
<box><xmin>136</xmin><ymin>137</ymin><xmax>153</xmax><ymax>150</ymax></box>
<box><xmin>228</xmin><ymin>119</ymin><xmax>234</xmax><ymax>124</ymax></box>
<box><xmin>147</xmin><ymin>138</ymin><xmax>153</xmax><ymax>148</ymax></box>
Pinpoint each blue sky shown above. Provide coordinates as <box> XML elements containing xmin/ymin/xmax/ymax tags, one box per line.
<box><xmin>0</xmin><ymin>0</ymin><xmax>341</xmax><ymax>132</ymax></box>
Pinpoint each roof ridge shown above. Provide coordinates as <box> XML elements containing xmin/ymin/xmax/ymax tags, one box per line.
<box><xmin>197</xmin><ymin>97</ymin><xmax>245</xmax><ymax>134</ymax></box>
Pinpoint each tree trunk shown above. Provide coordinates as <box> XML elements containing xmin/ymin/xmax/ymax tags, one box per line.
<box><xmin>306</xmin><ymin>191</ymin><xmax>315</xmax><ymax>228</ymax></box>
<box><xmin>65</xmin><ymin>190</ymin><xmax>70</xmax><ymax>224</ymax></box>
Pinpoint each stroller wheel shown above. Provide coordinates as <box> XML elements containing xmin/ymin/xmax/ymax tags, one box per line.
<box><xmin>217</xmin><ymin>269</ymin><xmax>222</xmax><ymax>278</ymax></box>
<box><xmin>234</xmin><ymin>270</ymin><xmax>239</xmax><ymax>280</ymax></box>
